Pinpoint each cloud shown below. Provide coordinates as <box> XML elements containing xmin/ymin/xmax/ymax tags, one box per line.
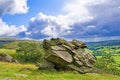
<box><xmin>27</xmin><ymin>0</ymin><xmax>120</xmax><ymax>41</ymax></box>
<box><xmin>0</xmin><ymin>0</ymin><xmax>119</xmax><ymax>41</ymax></box>
<box><xmin>0</xmin><ymin>0</ymin><xmax>28</xmax><ymax>16</ymax></box>
<box><xmin>26</xmin><ymin>13</ymin><xmax>73</xmax><ymax>38</ymax></box>
<box><xmin>70</xmin><ymin>0</ymin><xmax>120</xmax><ymax>39</ymax></box>
<box><xmin>0</xmin><ymin>0</ymin><xmax>28</xmax><ymax>37</ymax></box>
<box><xmin>0</xmin><ymin>19</ymin><xmax>26</xmax><ymax>37</ymax></box>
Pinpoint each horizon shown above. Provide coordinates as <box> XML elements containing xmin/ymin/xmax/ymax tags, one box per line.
<box><xmin>0</xmin><ymin>37</ymin><xmax>120</xmax><ymax>43</ymax></box>
<box><xmin>0</xmin><ymin>0</ymin><xmax>120</xmax><ymax>42</ymax></box>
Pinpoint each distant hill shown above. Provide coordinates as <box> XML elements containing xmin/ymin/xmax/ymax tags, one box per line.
<box><xmin>0</xmin><ymin>38</ymin><xmax>16</xmax><ymax>41</ymax></box>
<box><xmin>86</xmin><ymin>40</ymin><xmax>120</xmax><ymax>56</ymax></box>
<box><xmin>0</xmin><ymin>37</ymin><xmax>120</xmax><ymax>49</ymax></box>
<box><xmin>1</xmin><ymin>38</ymin><xmax>120</xmax><ymax>46</ymax></box>
<box><xmin>86</xmin><ymin>40</ymin><xmax>120</xmax><ymax>47</ymax></box>
<box><xmin>0</xmin><ymin>38</ymin><xmax>16</xmax><ymax>48</ymax></box>
<box><xmin>0</xmin><ymin>38</ymin><xmax>41</xmax><ymax>49</ymax></box>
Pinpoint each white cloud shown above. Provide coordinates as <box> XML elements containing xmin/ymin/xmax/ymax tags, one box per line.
<box><xmin>27</xmin><ymin>13</ymin><xmax>73</xmax><ymax>38</ymax></box>
<box><xmin>0</xmin><ymin>0</ymin><xmax>28</xmax><ymax>16</ymax></box>
<box><xmin>0</xmin><ymin>0</ymin><xmax>28</xmax><ymax>37</ymax></box>
<box><xmin>27</xmin><ymin>0</ymin><xmax>120</xmax><ymax>41</ymax></box>
<box><xmin>0</xmin><ymin>19</ymin><xmax>26</xmax><ymax>36</ymax></box>
<box><xmin>27</xmin><ymin>0</ymin><xmax>95</xmax><ymax>38</ymax></box>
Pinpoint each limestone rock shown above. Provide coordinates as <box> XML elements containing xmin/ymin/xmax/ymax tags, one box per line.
<box><xmin>43</xmin><ymin>38</ymin><xmax>96</xmax><ymax>73</ymax></box>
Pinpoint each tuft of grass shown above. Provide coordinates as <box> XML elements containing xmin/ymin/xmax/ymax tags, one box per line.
<box><xmin>0</xmin><ymin>62</ymin><xmax>120</xmax><ymax>80</ymax></box>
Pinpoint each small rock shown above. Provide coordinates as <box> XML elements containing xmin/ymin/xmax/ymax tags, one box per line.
<box><xmin>15</xmin><ymin>73</ymin><xmax>27</xmax><ymax>77</ymax></box>
<box><xmin>0</xmin><ymin>53</ymin><xmax>19</xmax><ymax>63</ymax></box>
<box><xmin>19</xmin><ymin>68</ymin><xmax>30</xmax><ymax>71</ymax></box>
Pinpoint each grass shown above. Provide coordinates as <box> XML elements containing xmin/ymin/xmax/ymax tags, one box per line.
<box><xmin>0</xmin><ymin>49</ymin><xmax>16</xmax><ymax>55</ymax></box>
<box><xmin>0</xmin><ymin>62</ymin><xmax>120</xmax><ymax>80</ymax></box>
<box><xmin>0</xmin><ymin>49</ymin><xmax>120</xmax><ymax>80</ymax></box>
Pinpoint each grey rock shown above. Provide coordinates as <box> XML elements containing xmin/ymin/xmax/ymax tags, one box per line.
<box><xmin>0</xmin><ymin>53</ymin><xmax>18</xmax><ymax>63</ymax></box>
<box><xmin>19</xmin><ymin>68</ymin><xmax>30</xmax><ymax>71</ymax></box>
<box><xmin>43</xmin><ymin>38</ymin><xmax>96</xmax><ymax>73</ymax></box>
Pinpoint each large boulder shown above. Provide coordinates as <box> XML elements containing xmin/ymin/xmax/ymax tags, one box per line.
<box><xmin>0</xmin><ymin>53</ymin><xmax>18</xmax><ymax>63</ymax></box>
<box><xmin>42</xmin><ymin>38</ymin><xmax>96</xmax><ymax>73</ymax></box>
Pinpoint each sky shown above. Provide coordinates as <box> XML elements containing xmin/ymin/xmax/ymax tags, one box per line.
<box><xmin>0</xmin><ymin>0</ymin><xmax>120</xmax><ymax>42</ymax></box>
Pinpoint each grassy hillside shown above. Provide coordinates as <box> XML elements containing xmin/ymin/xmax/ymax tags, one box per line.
<box><xmin>0</xmin><ymin>38</ymin><xmax>16</xmax><ymax>41</ymax></box>
<box><xmin>0</xmin><ymin>49</ymin><xmax>16</xmax><ymax>55</ymax></box>
<box><xmin>0</xmin><ymin>38</ymin><xmax>16</xmax><ymax>48</ymax></box>
<box><xmin>87</xmin><ymin>40</ymin><xmax>120</xmax><ymax>47</ymax></box>
<box><xmin>1</xmin><ymin>48</ymin><xmax>120</xmax><ymax>80</ymax></box>
<box><xmin>86</xmin><ymin>40</ymin><xmax>120</xmax><ymax>56</ymax></box>
<box><xmin>0</xmin><ymin>62</ymin><xmax>120</xmax><ymax>80</ymax></box>
<box><xmin>0</xmin><ymin>39</ymin><xmax>120</xmax><ymax>80</ymax></box>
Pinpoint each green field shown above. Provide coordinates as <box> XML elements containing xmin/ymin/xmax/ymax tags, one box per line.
<box><xmin>0</xmin><ymin>48</ymin><xmax>120</xmax><ymax>80</ymax></box>
<box><xmin>0</xmin><ymin>40</ymin><xmax>120</xmax><ymax>80</ymax></box>
<box><xmin>0</xmin><ymin>49</ymin><xmax>16</xmax><ymax>55</ymax></box>
<box><xmin>0</xmin><ymin>62</ymin><xmax>120</xmax><ymax>80</ymax></box>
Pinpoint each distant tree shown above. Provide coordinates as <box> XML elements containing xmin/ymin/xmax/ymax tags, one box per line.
<box><xmin>16</xmin><ymin>42</ymin><xmax>42</xmax><ymax>62</ymax></box>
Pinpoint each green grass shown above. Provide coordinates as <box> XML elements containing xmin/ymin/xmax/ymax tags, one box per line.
<box><xmin>0</xmin><ymin>49</ymin><xmax>16</xmax><ymax>55</ymax></box>
<box><xmin>0</xmin><ymin>49</ymin><xmax>120</xmax><ymax>80</ymax></box>
<box><xmin>0</xmin><ymin>62</ymin><xmax>120</xmax><ymax>80</ymax></box>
